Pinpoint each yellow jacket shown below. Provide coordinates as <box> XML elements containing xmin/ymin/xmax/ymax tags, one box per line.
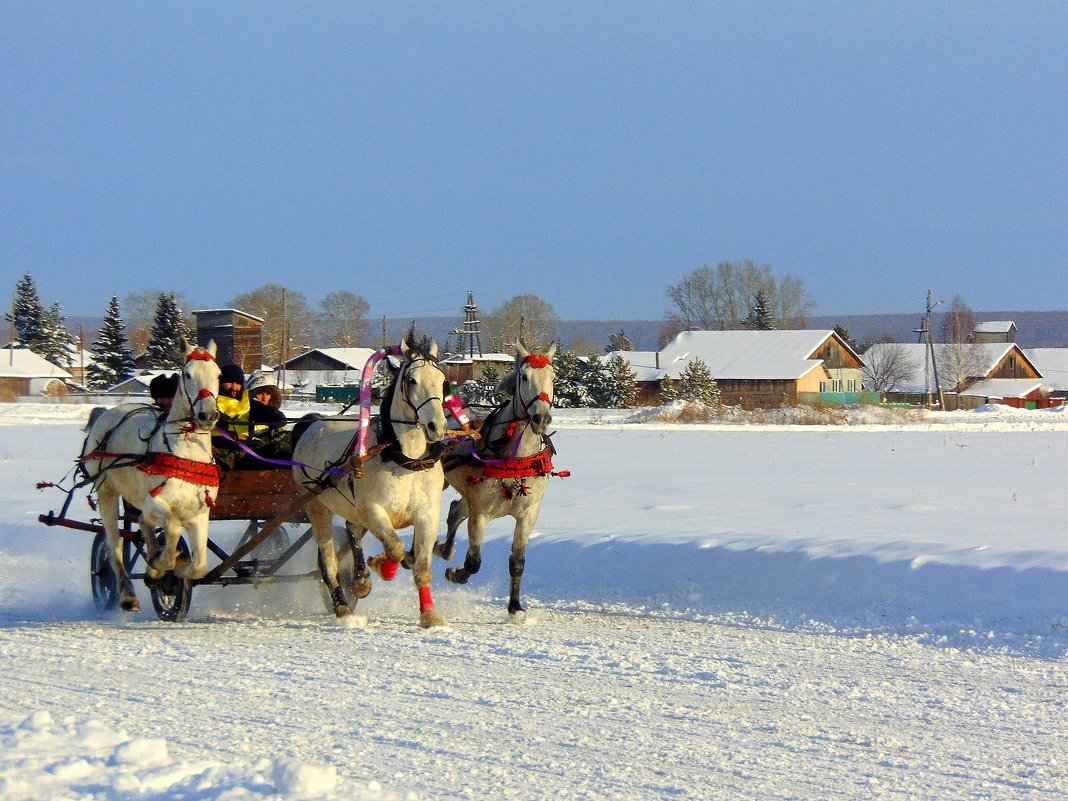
<box><xmin>216</xmin><ymin>391</ymin><xmax>254</xmax><ymax>440</ymax></box>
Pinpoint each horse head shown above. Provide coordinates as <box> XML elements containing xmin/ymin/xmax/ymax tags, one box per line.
<box><xmin>514</xmin><ymin>341</ymin><xmax>557</xmax><ymax>434</ymax></box>
<box><xmin>397</xmin><ymin>333</ymin><xmax>447</xmax><ymax>444</ymax></box>
<box><xmin>175</xmin><ymin>337</ymin><xmax>221</xmax><ymax>432</ymax></box>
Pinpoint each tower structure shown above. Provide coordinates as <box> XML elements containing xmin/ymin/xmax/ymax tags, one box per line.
<box><xmin>451</xmin><ymin>292</ymin><xmax>483</xmax><ymax>358</ymax></box>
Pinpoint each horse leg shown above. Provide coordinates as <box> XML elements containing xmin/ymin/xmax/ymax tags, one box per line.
<box><xmin>364</xmin><ymin>507</ymin><xmax>407</xmax><ymax>581</ymax></box>
<box><xmin>98</xmin><ymin>483</ymin><xmax>140</xmax><ymax>612</ymax></box>
<box><xmin>175</xmin><ymin>512</ymin><xmax>210</xmax><ymax>580</ymax></box>
<box><xmin>410</xmin><ymin>515</ymin><xmax>443</xmax><ymax>628</ymax></box>
<box><xmin>444</xmin><ymin>512</ymin><xmax>487</xmax><ymax>585</ymax></box>
<box><xmin>138</xmin><ymin>515</ymin><xmax>163</xmax><ymax>582</ymax></box>
<box><xmin>345</xmin><ymin>522</ymin><xmax>372</xmax><ymax>599</ymax></box>
<box><xmin>306</xmin><ymin>499</ymin><xmax>351</xmax><ymax>617</ymax></box>
<box><xmin>507</xmin><ymin>513</ymin><xmax>538</xmax><ymax>617</ymax></box>
<box><xmin>434</xmin><ymin>497</ymin><xmax>467</xmax><ymax>561</ymax></box>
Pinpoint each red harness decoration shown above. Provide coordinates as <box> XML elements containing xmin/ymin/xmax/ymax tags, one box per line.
<box><xmin>185</xmin><ymin>349</ymin><xmax>216</xmax><ymax>363</ymax></box>
<box><xmin>523</xmin><ymin>354</ymin><xmax>551</xmax><ymax>369</ymax></box>
<box><xmin>137</xmin><ymin>452</ymin><xmax>220</xmax><ymax>487</ymax></box>
<box><xmin>479</xmin><ymin>447</ymin><xmax>555</xmax><ymax>479</ymax></box>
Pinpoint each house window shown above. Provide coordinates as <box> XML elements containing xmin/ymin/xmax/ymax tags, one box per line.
<box><xmin>819</xmin><ymin>381</ymin><xmax>827</xmax><ymax>392</ymax></box>
<box><xmin>831</xmin><ymin>379</ymin><xmax>842</xmax><ymax>392</ymax></box>
<box><xmin>847</xmin><ymin>379</ymin><xmax>857</xmax><ymax>392</ymax></box>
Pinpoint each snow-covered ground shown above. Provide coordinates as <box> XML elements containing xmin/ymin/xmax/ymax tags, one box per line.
<box><xmin>1</xmin><ymin>401</ymin><xmax>1066</xmax><ymax>800</ymax></box>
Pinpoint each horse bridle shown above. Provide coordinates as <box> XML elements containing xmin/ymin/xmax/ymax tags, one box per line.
<box><xmin>174</xmin><ymin>349</ymin><xmax>219</xmax><ymax>433</ymax></box>
<box><xmin>511</xmin><ymin>354</ymin><xmax>554</xmax><ymax>421</ymax></box>
<box><xmin>390</xmin><ymin>354</ymin><xmax>443</xmax><ymax>432</ymax></box>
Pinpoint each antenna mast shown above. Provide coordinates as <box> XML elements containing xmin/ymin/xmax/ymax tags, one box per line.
<box><xmin>451</xmin><ymin>292</ymin><xmax>483</xmax><ymax>358</ymax></box>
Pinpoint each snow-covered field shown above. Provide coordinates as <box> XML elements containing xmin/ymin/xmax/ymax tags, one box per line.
<box><xmin>1</xmin><ymin>401</ymin><xmax>1066</xmax><ymax>800</ymax></box>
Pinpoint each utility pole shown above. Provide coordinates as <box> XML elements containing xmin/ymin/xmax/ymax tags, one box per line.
<box><xmin>919</xmin><ymin>289</ymin><xmax>945</xmax><ymax>410</ymax></box>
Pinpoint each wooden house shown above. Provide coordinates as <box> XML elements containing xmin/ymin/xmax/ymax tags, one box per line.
<box><xmin>274</xmin><ymin>347</ymin><xmax>377</xmax><ymax>397</ymax></box>
<box><xmin>866</xmin><ymin>342</ymin><xmax>1049</xmax><ymax>408</ymax></box>
<box><xmin>0</xmin><ymin>348</ymin><xmax>73</xmax><ymax>397</ymax></box>
<box><xmin>616</xmin><ymin>330</ymin><xmax>866</xmax><ymax>408</ymax></box>
<box><xmin>193</xmin><ymin>309</ymin><xmax>264</xmax><ymax>374</ymax></box>
<box><xmin>973</xmin><ymin>320</ymin><xmax>1017</xmax><ymax>344</ymax></box>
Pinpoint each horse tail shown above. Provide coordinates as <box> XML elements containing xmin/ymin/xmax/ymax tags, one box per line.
<box><xmin>290</xmin><ymin>413</ymin><xmax>324</xmax><ymax>451</ymax></box>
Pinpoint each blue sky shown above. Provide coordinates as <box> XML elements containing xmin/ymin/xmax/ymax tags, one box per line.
<box><xmin>3</xmin><ymin>2</ymin><xmax>1066</xmax><ymax>323</ymax></box>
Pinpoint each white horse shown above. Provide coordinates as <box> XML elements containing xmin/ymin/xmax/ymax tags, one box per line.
<box><xmin>436</xmin><ymin>341</ymin><xmax>559</xmax><ymax>617</ymax></box>
<box><xmin>80</xmin><ymin>339</ymin><xmax>221</xmax><ymax>612</ymax></box>
<box><xmin>291</xmin><ymin>332</ymin><xmax>449</xmax><ymax>628</ymax></box>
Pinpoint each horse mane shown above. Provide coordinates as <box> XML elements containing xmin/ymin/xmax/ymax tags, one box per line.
<box><xmin>84</xmin><ymin>406</ymin><xmax>107</xmax><ymax>432</ymax></box>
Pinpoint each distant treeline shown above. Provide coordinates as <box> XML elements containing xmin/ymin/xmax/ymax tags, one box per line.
<box><xmin>63</xmin><ymin>310</ymin><xmax>1068</xmax><ymax>354</ymax></box>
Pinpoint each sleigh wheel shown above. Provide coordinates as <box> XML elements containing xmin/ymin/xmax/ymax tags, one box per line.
<box><xmin>90</xmin><ymin>532</ymin><xmax>134</xmax><ymax>611</ymax></box>
<box><xmin>150</xmin><ymin>537</ymin><xmax>193</xmax><ymax>622</ymax></box>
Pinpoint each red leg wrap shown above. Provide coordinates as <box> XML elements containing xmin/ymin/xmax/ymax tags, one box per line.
<box><xmin>419</xmin><ymin>586</ymin><xmax>433</xmax><ymax>613</ymax></box>
<box><xmin>379</xmin><ymin>559</ymin><xmax>400</xmax><ymax>580</ymax></box>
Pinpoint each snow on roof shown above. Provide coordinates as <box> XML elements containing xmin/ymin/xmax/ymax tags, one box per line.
<box><xmin>279</xmin><ymin>347</ymin><xmax>377</xmax><ymax>370</ymax></box>
<box><xmin>959</xmin><ymin>378</ymin><xmax>1044</xmax><ymax>399</ymax></box>
<box><xmin>441</xmin><ymin>352</ymin><xmax>514</xmax><ymax>365</ymax></box>
<box><xmin>604</xmin><ymin>351</ymin><xmax>661</xmax><ymax>382</ymax></box>
<box><xmin>862</xmin><ymin>342</ymin><xmax>1032</xmax><ymax>393</ymax></box>
<box><xmin>974</xmin><ymin>320</ymin><xmax>1015</xmax><ymax>333</ymax></box>
<box><xmin>654</xmin><ymin>330</ymin><xmax>847</xmax><ymax>380</ymax></box>
<box><xmin>1025</xmin><ymin>348</ymin><xmax>1068</xmax><ymax>391</ymax></box>
<box><xmin>0</xmin><ymin>349</ymin><xmax>73</xmax><ymax>380</ymax></box>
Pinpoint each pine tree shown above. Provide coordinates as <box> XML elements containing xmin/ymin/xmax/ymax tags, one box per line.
<box><xmin>600</xmin><ymin>355</ymin><xmax>638</xmax><ymax>408</ymax></box>
<box><xmin>7</xmin><ymin>272</ymin><xmax>46</xmax><ymax>350</ymax></box>
<box><xmin>459</xmin><ymin>364</ymin><xmax>505</xmax><ymax>407</ymax></box>
<box><xmin>580</xmin><ymin>354</ymin><xmax>613</xmax><ymax>407</ymax></box>
<box><xmin>605</xmin><ymin>329</ymin><xmax>635</xmax><ymax>353</ymax></box>
<box><xmin>144</xmin><ymin>293</ymin><xmax>191</xmax><ymax>369</ymax></box>
<box><xmin>742</xmin><ymin>290</ymin><xmax>775</xmax><ymax>330</ymax></box>
<box><xmin>553</xmin><ymin>349</ymin><xmax>594</xmax><ymax>408</ymax></box>
<box><xmin>658</xmin><ymin>376</ymin><xmax>679</xmax><ymax>404</ymax></box>
<box><xmin>38</xmin><ymin>302</ymin><xmax>73</xmax><ymax>369</ymax></box>
<box><xmin>679</xmin><ymin>357</ymin><xmax>721</xmax><ymax>407</ymax></box>
<box><xmin>86</xmin><ymin>297</ymin><xmax>137</xmax><ymax>389</ymax></box>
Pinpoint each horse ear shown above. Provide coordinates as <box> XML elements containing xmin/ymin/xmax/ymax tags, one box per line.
<box><xmin>516</xmin><ymin>341</ymin><xmax>530</xmax><ymax>360</ymax></box>
<box><xmin>399</xmin><ymin>338</ymin><xmax>410</xmax><ymax>357</ymax></box>
<box><xmin>207</xmin><ymin>340</ymin><xmax>217</xmax><ymax>358</ymax></box>
<box><xmin>546</xmin><ymin>341</ymin><xmax>557</xmax><ymax>360</ymax></box>
<box><xmin>425</xmin><ymin>337</ymin><xmax>439</xmax><ymax>359</ymax></box>
<box><xmin>179</xmin><ymin>336</ymin><xmax>191</xmax><ymax>355</ymax></box>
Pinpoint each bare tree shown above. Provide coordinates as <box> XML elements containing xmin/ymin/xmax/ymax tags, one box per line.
<box><xmin>230</xmin><ymin>284</ymin><xmax>315</xmax><ymax>366</ymax></box>
<box><xmin>482</xmin><ymin>294</ymin><xmax>559</xmax><ymax>351</ymax></box>
<box><xmin>665</xmin><ymin>260</ymin><xmax>814</xmax><ymax>331</ymax></box>
<box><xmin>861</xmin><ymin>340</ymin><xmax>920</xmax><ymax>392</ymax></box>
<box><xmin>317</xmin><ymin>290</ymin><xmax>369</xmax><ymax>347</ymax></box>
<box><xmin>936</xmin><ymin>341</ymin><xmax>990</xmax><ymax>391</ymax></box>
<box><xmin>941</xmin><ymin>295</ymin><xmax>976</xmax><ymax>344</ymax></box>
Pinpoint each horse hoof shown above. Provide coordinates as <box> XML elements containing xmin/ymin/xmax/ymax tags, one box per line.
<box><xmin>433</xmin><ymin>541</ymin><xmax>455</xmax><ymax>561</ymax></box>
<box><xmin>352</xmin><ymin>575</ymin><xmax>372</xmax><ymax>599</ymax></box>
<box><xmin>120</xmin><ymin>595</ymin><xmax>140</xmax><ymax>612</ymax></box>
<box><xmin>419</xmin><ymin>608</ymin><xmax>444</xmax><ymax>628</ymax></box>
<box><xmin>335</xmin><ymin>604</ymin><xmax>353</xmax><ymax>618</ymax></box>
<box><xmin>444</xmin><ymin>567</ymin><xmax>468</xmax><ymax>585</ymax></box>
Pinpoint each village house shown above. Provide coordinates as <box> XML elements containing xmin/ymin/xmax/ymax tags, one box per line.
<box><xmin>0</xmin><ymin>347</ymin><xmax>74</xmax><ymax>398</ymax></box>
<box><xmin>612</xmin><ymin>329</ymin><xmax>866</xmax><ymax>408</ymax></box>
<box><xmin>275</xmin><ymin>347</ymin><xmax>378</xmax><ymax>400</ymax></box>
<box><xmin>864</xmin><ymin>342</ymin><xmax>1053</xmax><ymax>409</ymax></box>
<box><xmin>1023</xmin><ymin>348</ymin><xmax>1068</xmax><ymax>401</ymax></box>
